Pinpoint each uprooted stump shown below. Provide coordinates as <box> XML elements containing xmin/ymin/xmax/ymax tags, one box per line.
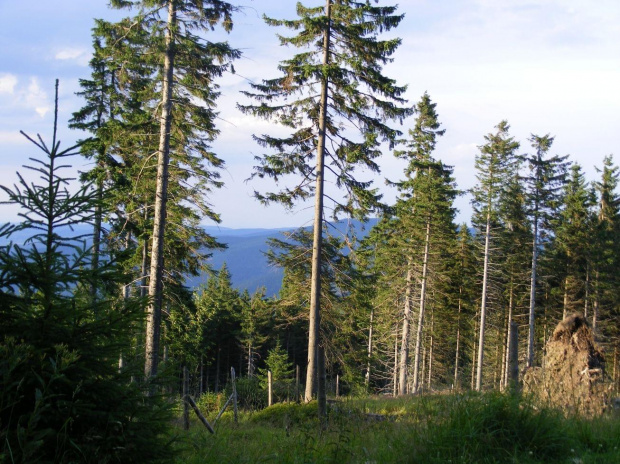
<box><xmin>523</xmin><ymin>313</ymin><xmax>612</xmax><ymax>416</ymax></box>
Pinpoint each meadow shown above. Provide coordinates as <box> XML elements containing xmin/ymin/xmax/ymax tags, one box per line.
<box><xmin>174</xmin><ymin>392</ymin><xmax>620</xmax><ymax>464</ymax></box>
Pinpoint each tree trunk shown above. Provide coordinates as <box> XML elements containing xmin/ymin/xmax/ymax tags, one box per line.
<box><xmin>412</xmin><ymin>217</ymin><xmax>431</xmax><ymax>393</ymax></box>
<box><xmin>91</xmin><ymin>170</ymin><xmax>103</xmax><ymax>302</ymax></box>
<box><xmin>145</xmin><ymin>0</ymin><xmax>176</xmax><ymax>380</ymax></box>
<box><xmin>398</xmin><ymin>261</ymin><xmax>413</xmax><ymax>395</ymax></box>
<box><xmin>365</xmin><ymin>308</ymin><xmax>374</xmax><ymax>388</ymax></box>
<box><xmin>393</xmin><ymin>330</ymin><xmax>398</xmax><ymax>397</ymax></box>
<box><xmin>502</xmin><ymin>281</ymin><xmax>514</xmax><ymax>390</ymax></box>
<box><xmin>527</xmin><ymin>214</ymin><xmax>539</xmax><ymax>368</ymax></box>
<box><xmin>453</xmin><ymin>291</ymin><xmax>461</xmax><ymax>389</ymax></box>
<box><xmin>476</xmin><ymin>211</ymin><xmax>492</xmax><ymax>390</ymax></box>
<box><xmin>305</xmin><ymin>0</ymin><xmax>331</xmax><ymax>405</ymax></box>
<box><xmin>471</xmin><ymin>309</ymin><xmax>478</xmax><ymax>390</ymax></box>
<box><xmin>592</xmin><ymin>270</ymin><xmax>600</xmax><ymax>337</ymax></box>
<box><xmin>584</xmin><ymin>265</ymin><xmax>590</xmax><ymax>318</ymax></box>
<box><xmin>247</xmin><ymin>344</ymin><xmax>253</xmax><ymax>377</ymax></box>
<box><xmin>427</xmin><ymin>311</ymin><xmax>434</xmax><ymax>390</ymax></box>
<box><xmin>141</xmin><ymin>216</ymin><xmax>149</xmax><ymax>298</ymax></box>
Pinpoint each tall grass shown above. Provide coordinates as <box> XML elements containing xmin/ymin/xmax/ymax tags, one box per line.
<box><xmin>175</xmin><ymin>392</ymin><xmax>620</xmax><ymax>463</ymax></box>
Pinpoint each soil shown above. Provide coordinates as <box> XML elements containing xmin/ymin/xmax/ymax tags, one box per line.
<box><xmin>523</xmin><ymin>313</ymin><xmax>612</xmax><ymax>416</ymax></box>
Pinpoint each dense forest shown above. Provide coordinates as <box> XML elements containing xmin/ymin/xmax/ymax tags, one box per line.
<box><xmin>1</xmin><ymin>1</ymin><xmax>618</xmax><ymax>462</ymax></box>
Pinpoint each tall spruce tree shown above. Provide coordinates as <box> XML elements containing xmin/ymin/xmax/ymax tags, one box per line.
<box><xmin>388</xmin><ymin>93</ymin><xmax>457</xmax><ymax>394</ymax></box>
<box><xmin>240</xmin><ymin>0</ymin><xmax>411</xmax><ymax>412</ymax></box>
<box><xmin>522</xmin><ymin>134</ymin><xmax>569</xmax><ymax>367</ymax></box>
<box><xmin>496</xmin><ymin>173</ymin><xmax>531</xmax><ymax>389</ymax></box>
<box><xmin>470</xmin><ymin>121</ymin><xmax>520</xmax><ymax>390</ymax></box>
<box><xmin>104</xmin><ymin>0</ymin><xmax>239</xmax><ymax>380</ymax></box>
<box><xmin>551</xmin><ymin>164</ymin><xmax>595</xmax><ymax>319</ymax></box>
<box><xmin>592</xmin><ymin>155</ymin><xmax>620</xmax><ymax>340</ymax></box>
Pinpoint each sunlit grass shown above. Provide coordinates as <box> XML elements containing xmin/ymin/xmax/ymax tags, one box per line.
<box><xmin>174</xmin><ymin>392</ymin><xmax>620</xmax><ymax>464</ymax></box>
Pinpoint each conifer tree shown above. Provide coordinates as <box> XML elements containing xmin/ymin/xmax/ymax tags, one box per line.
<box><xmin>522</xmin><ymin>134</ymin><xmax>569</xmax><ymax>367</ymax></box>
<box><xmin>387</xmin><ymin>93</ymin><xmax>457</xmax><ymax>394</ymax></box>
<box><xmin>551</xmin><ymin>164</ymin><xmax>595</xmax><ymax>319</ymax></box>
<box><xmin>496</xmin><ymin>173</ymin><xmax>531</xmax><ymax>389</ymax></box>
<box><xmin>470</xmin><ymin>121</ymin><xmax>520</xmax><ymax>390</ymax></box>
<box><xmin>591</xmin><ymin>155</ymin><xmax>619</xmax><ymax>340</ymax></box>
<box><xmin>451</xmin><ymin>225</ymin><xmax>477</xmax><ymax>389</ymax></box>
<box><xmin>239</xmin><ymin>288</ymin><xmax>271</xmax><ymax>377</ymax></box>
<box><xmin>0</xmin><ymin>81</ymin><xmax>174</xmax><ymax>463</ymax></box>
<box><xmin>104</xmin><ymin>0</ymin><xmax>239</xmax><ymax>380</ymax></box>
<box><xmin>240</xmin><ymin>0</ymin><xmax>411</xmax><ymax>411</ymax></box>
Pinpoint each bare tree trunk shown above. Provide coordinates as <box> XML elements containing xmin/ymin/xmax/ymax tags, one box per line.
<box><xmin>592</xmin><ymin>270</ymin><xmax>600</xmax><ymax>337</ymax></box>
<box><xmin>141</xmin><ymin>223</ymin><xmax>149</xmax><ymax>298</ymax></box>
<box><xmin>471</xmin><ymin>307</ymin><xmax>479</xmax><ymax>390</ymax></box>
<box><xmin>453</xmin><ymin>292</ymin><xmax>461</xmax><ymax>389</ymax></box>
<box><xmin>393</xmin><ymin>330</ymin><xmax>398</xmax><ymax>397</ymax></box>
<box><xmin>247</xmin><ymin>344</ymin><xmax>253</xmax><ymax>377</ymax></box>
<box><xmin>562</xmin><ymin>274</ymin><xmax>569</xmax><ymax>320</ymax></box>
<box><xmin>365</xmin><ymin>308</ymin><xmax>374</xmax><ymax>389</ymax></box>
<box><xmin>427</xmin><ymin>311</ymin><xmax>434</xmax><ymax>390</ymax></box>
<box><xmin>145</xmin><ymin>0</ymin><xmax>176</xmax><ymax>380</ymax></box>
<box><xmin>527</xmin><ymin>216</ymin><xmax>539</xmax><ymax>368</ymax></box>
<box><xmin>305</xmin><ymin>0</ymin><xmax>331</xmax><ymax>405</ymax></box>
<box><xmin>119</xmin><ymin>231</ymin><xmax>132</xmax><ymax>373</ymax></box>
<box><xmin>502</xmin><ymin>282</ymin><xmax>514</xmax><ymax>390</ymax></box>
<box><xmin>90</xmin><ymin>172</ymin><xmax>103</xmax><ymax>302</ymax></box>
<box><xmin>412</xmin><ymin>217</ymin><xmax>431</xmax><ymax>393</ymax></box>
<box><xmin>398</xmin><ymin>261</ymin><xmax>413</xmax><ymax>395</ymax></box>
<box><xmin>476</xmin><ymin>212</ymin><xmax>492</xmax><ymax>390</ymax></box>
<box><xmin>584</xmin><ymin>265</ymin><xmax>590</xmax><ymax>318</ymax></box>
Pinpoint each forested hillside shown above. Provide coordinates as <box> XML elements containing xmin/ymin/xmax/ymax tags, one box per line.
<box><xmin>1</xmin><ymin>1</ymin><xmax>618</xmax><ymax>462</ymax></box>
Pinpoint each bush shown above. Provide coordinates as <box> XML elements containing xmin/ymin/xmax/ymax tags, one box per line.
<box><xmin>231</xmin><ymin>377</ymin><xmax>267</xmax><ymax>411</ymax></box>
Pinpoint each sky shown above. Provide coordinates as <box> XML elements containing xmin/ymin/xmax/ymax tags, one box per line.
<box><xmin>0</xmin><ymin>0</ymin><xmax>619</xmax><ymax>229</ymax></box>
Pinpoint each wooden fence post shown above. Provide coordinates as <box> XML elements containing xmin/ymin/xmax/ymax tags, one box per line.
<box><xmin>336</xmin><ymin>374</ymin><xmax>340</xmax><ymax>397</ymax></box>
<box><xmin>268</xmin><ymin>370</ymin><xmax>273</xmax><ymax>407</ymax></box>
<box><xmin>231</xmin><ymin>367</ymin><xmax>238</xmax><ymax>423</ymax></box>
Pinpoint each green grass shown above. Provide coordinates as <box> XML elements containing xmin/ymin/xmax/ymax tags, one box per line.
<box><xmin>174</xmin><ymin>392</ymin><xmax>620</xmax><ymax>464</ymax></box>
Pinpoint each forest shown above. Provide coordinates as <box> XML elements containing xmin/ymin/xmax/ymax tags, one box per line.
<box><xmin>1</xmin><ymin>1</ymin><xmax>618</xmax><ymax>463</ymax></box>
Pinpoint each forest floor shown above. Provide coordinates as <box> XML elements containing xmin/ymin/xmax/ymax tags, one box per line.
<box><xmin>173</xmin><ymin>391</ymin><xmax>620</xmax><ymax>464</ymax></box>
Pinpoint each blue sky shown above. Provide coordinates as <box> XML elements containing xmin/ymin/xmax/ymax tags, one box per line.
<box><xmin>1</xmin><ymin>0</ymin><xmax>619</xmax><ymax>229</ymax></box>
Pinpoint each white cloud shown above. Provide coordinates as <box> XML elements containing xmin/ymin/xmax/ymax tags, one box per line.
<box><xmin>0</xmin><ymin>74</ymin><xmax>18</xmax><ymax>94</ymax></box>
<box><xmin>26</xmin><ymin>78</ymin><xmax>51</xmax><ymax>118</ymax></box>
<box><xmin>54</xmin><ymin>47</ymin><xmax>90</xmax><ymax>66</ymax></box>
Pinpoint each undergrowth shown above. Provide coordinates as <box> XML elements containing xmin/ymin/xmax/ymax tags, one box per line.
<box><xmin>175</xmin><ymin>392</ymin><xmax>620</xmax><ymax>464</ymax></box>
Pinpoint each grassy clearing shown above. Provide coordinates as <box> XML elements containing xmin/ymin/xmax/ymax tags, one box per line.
<box><xmin>174</xmin><ymin>392</ymin><xmax>620</xmax><ymax>464</ymax></box>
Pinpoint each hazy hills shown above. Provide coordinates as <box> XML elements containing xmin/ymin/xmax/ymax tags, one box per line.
<box><xmin>192</xmin><ymin>218</ymin><xmax>378</xmax><ymax>296</ymax></box>
<box><xmin>1</xmin><ymin>219</ymin><xmax>378</xmax><ymax>297</ymax></box>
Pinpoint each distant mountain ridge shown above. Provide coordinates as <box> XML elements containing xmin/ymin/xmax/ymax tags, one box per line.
<box><xmin>192</xmin><ymin>218</ymin><xmax>379</xmax><ymax>296</ymax></box>
<box><xmin>0</xmin><ymin>219</ymin><xmax>379</xmax><ymax>297</ymax></box>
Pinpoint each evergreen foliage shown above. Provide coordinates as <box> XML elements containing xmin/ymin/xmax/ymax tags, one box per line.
<box><xmin>0</xmin><ymin>82</ymin><xmax>174</xmax><ymax>463</ymax></box>
<box><xmin>239</xmin><ymin>0</ymin><xmax>413</xmax><ymax>410</ymax></box>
